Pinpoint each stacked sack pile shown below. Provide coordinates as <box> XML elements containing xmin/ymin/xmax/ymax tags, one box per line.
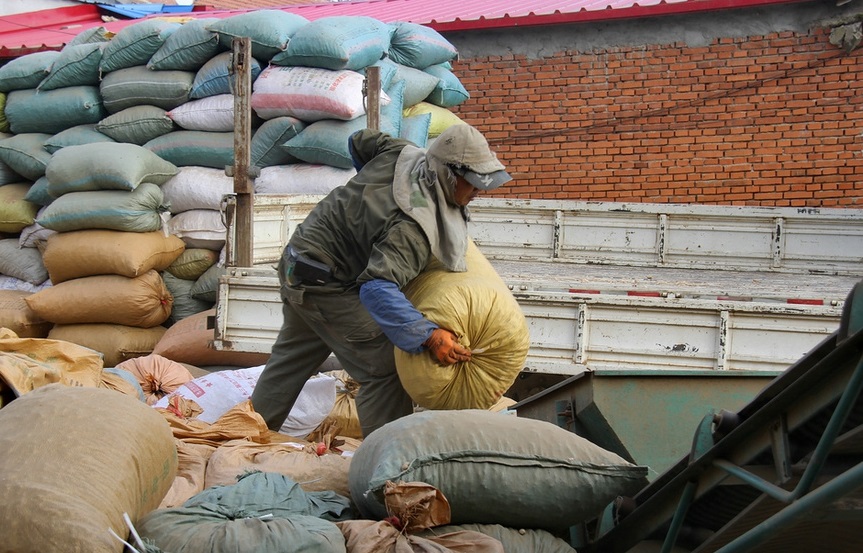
<box><xmin>0</xmin><ymin>12</ymin><xmax>653</xmax><ymax>553</ymax></box>
<box><xmin>0</xmin><ymin>11</ymin><xmax>471</xmax><ymax>369</ymax></box>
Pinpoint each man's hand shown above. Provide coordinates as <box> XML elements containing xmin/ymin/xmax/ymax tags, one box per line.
<box><xmin>424</xmin><ymin>328</ymin><xmax>472</xmax><ymax>365</ymax></box>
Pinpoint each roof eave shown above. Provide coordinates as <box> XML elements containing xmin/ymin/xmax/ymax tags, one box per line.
<box><xmin>429</xmin><ymin>0</ymin><xmax>812</xmax><ymax>32</ymax></box>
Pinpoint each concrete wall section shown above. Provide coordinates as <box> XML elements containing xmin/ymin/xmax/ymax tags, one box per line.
<box><xmin>445</xmin><ymin>1</ymin><xmax>863</xmax><ymax>207</ymax></box>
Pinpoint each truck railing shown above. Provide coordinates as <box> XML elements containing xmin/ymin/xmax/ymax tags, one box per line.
<box><xmin>224</xmin><ymin>195</ymin><xmax>863</xmax><ymax>276</ymax></box>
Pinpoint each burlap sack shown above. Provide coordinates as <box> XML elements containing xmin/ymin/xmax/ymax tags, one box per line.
<box><xmin>42</xmin><ymin>229</ymin><xmax>185</xmax><ymax>284</ymax></box>
<box><xmin>0</xmin><ymin>384</ymin><xmax>178</xmax><ymax>553</ymax></box>
<box><xmin>24</xmin><ymin>269</ymin><xmax>173</xmax><ymax>327</ymax></box>
<box><xmin>396</xmin><ymin>241</ymin><xmax>529</xmax><ymax>410</ymax></box>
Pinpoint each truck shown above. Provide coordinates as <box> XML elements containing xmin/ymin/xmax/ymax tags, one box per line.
<box><xmin>212</xmin><ymin>194</ymin><xmax>862</xmax><ymax>475</ymax></box>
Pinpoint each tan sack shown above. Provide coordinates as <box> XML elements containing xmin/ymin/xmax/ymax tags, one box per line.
<box><xmin>42</xmin><ymin>229</ymin><xmax>186</xmax><ymax>284</ymax></box>
<box><xmin>0</xmin><ymin>290</ymin><xmax>52</xmax><ymax>338</ymax></box>
<box><xmin>152</xmin><ymin>308</ymin><xmax>270</xmax><ymax>367</ymax></box>
<box><xmin>48</xmin><ymin>323</ymin><xmax>167</xmax><ymax>367</ymax></box>
<box><xmin>24</xmin><ymin>269</ymin><xmax>173</xmax><ymax>327</ymax></box>
<box><xmin>0</xmin><ymin>384</ymin><xmax>178</xmax><ymax>553</ymax></box>
<box><xmin>0</xmin><ymin>327</ymin><xmax>103</xmax><ymax>397</ymax></box>
<box><xmin>116</xmin><ymin>353</ymin><xmax>194</xmax><ymax>405</ymax></box>
<box><xmin>159</xmin><ymin>438</ymin><xmax>217</xmax><ymax>509</ymax></box>
<box><xmin>396</xmin><ymin>241</ymin><xmax>529</xmax><ymax>410</ymax></box>
<box><xmin>204</xmin><ymin>438</ymin><xmax>352</xmax><ymax>499</ymax></box>
<box><xmin>307</xmin><ymin>369</ymin><xmax>363</xmax><ymax>442</ymax></box>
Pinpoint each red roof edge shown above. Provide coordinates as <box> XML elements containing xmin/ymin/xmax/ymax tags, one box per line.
<box><xmin>429</xmin><ymin>0</ymin><xmax>811</xmax><ymax>32</ymax></box>
<box><xmin>0</xmin><ymin>4</ymin><xmax>113</xmax><ymax>58</ymax></box>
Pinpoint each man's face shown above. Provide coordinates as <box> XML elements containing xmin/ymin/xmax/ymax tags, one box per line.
<box><xmin>452</xmin><ymin>174</ymin><xmax>481</xmax><ymax>206</ymax></box>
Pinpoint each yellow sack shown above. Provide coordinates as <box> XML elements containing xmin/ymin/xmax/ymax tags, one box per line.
<box><xmin>396</xmin><ymin>241</ymin><xmax>529</xmax><ymax>410</ymax></box>
<box><xmin>0</xmin><ymin>327</ymin><xmax>104</xmax><ymax>398</ymax></box>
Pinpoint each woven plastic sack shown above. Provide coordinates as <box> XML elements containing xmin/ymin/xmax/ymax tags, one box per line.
<box><xmin>66</xmin><ymin>25</ymin><xmax>110</xmax><ymax>47</ymax></box>
<box><xmin>387</xmin><ymin>21</ymin><xmax>459</xmax><ymax>69</ymax></box>
<box><xmin>0</xmin><ymin>239</ymin><xmax>48</xmax><ymax>285</ymax></box>
<box><xmin>418</xmin><ymin>524</ymin><xmax>578</xmax><ymax>553</ymax></box>
<box><xmin>4</xmin><ymin>86</ymin><xmax>106</xmax><ymax>134</ymax></box>
<box><xmin>162</xmin><ymin>271</ymin><xmax>214</xmax><ymax>323</ymax></box>
<box><xmin>145</xmin><ymin>130</ymin><xmax>233</xmax><ymax>169</ymax></box>
<box><xmin>100</xmin><ymin>65</ymin><xmax>194</xmax><ymax>113</ymax></box>
<box><xmin>423</xmin><ymin>64</ymin><xmax>470</xmax><ymax>108</ymax></box>
<box><xmin>255</xmin><ymin>164</ymin><xmax>355</xmax><ymax>195</ymax></box>
<box><xmin>395</xmin><ymin>241</ymin><xmax>529</xmax><ymax>410</ymax></box>
<box><xmin>0</xmin><ymin>385</ymin><xmax>178</xmax><ymax>553</ymax></box>
<box><xmin>37</xmin><ymin>42</ymin><xmax>104</xmax><ymax>91</ymax></box>
<box><xmin>0</xmin><ymin>291</ymin><xmax>52</xmax><ymax>338</ymax></box>
<box><xmin>400</xmin><ymin>113</ymin><xmax>432</xmax><ymax>148</ymax></box>
<box><xmin>0</xmin><ymin>133</ymin><xmax>53</xmax><ymax>180</ymax></box>
<box><xmin>161</xmin><ymin>166</ymin><xmax>235</xmax><ymax>214</ymax></box>
<box><xmin>251</xmin><ymin>116</ymin><xmax>305</xmax><ymax>167</ymax></box>
<box><xmin>0</xmin><ymin>97</ymin><xmax>8</xmax><ymax>133</ymax></box>
<box><xmin>394</xmin><ymin>63</ymin><xmax>441</xmax><ymax>107</ymax></box>
<box><xmin>148</xmin><ymin>18</ymin><xmax>221</xmax><ymax>71</ymax></box>
<box><xmin>271</xmin><ymin>15</ymin><xmax>391</xmax><ymax>71</ymax></box>
<box><xmin>190</xmin><ymin>51</ymin><xmax>263</xmax><ymax>99</ymax></box>
<box><xmin>35</xmin><ymin>182</ymin><xmax>169</xmax><ymax>233</ymax></box>
<box><xmin>168</xmin><ymin>94</ymin><xmax>235</xmax><ymax>132</ymax></box>
<box><xmin>138</xmin><ymin>472</ymin><xmax>348</xmax><ymax>553</ymax></box>
<box><xmin>48</xmin><ymin>323</ymin><xmax>167</xmax><ymax>368</ymax></box>
<box><xmin>164</xmin><ymin>208</ymin><xmax>227</xmax><ymax>250</ymax></box>
<box><xmin>100</xmin><ymin>19</ymin><xmax>181</xmax><ymax>73</ymax></box>
<box><xmin>403</xmin><ymin>102</ymin><xmax>465</xmax><ymax>137</ymax></box>
<box><xmin>190</xmin><ymin>263</ymin><xmax>225</xmax><ymax>303</ymax></box>
<box><xmin>204</xmin><ymin>438</ymin><xmax>351</xmax><ymax>498</ymax></box>
<box><xmin>282</xmin><ymin>118</ymin><xmax>368</xmax><ymax>169</ymax></box>
<box><xmin>116</xmin><ymin>353</ymin><xmax>194</xmax><ymax>405</ymax></box>
<box><xmin>0</xmin><ymin>183</ymin><xmax>38</xmax><ymax>233</ymax></box>
<box><xmin>46</xmin><ymin>142</ymin><xmax>179</xmax><ymax>197</ymax></box>
<box><xmin>44</xmin><ymin>123</ymin><xmax>115</xmax><ymax>154</ymax></box>
<box><xmin>95</xmin><ymin>105</ymin><xmax>176</xmax><ymax>145</ymax></box>
<box><xmin>206</xmin><ymin>10</ymin><xmax>309</xmax><ymax>61</ymax></box>
<box><xmin>0</xmin><ymin>51</ymin><xmax>60</xmax><ymax>92</ymax></box>
<box><xmin>0</xmin><ymin>328</ymin><xmax>104</xmax><ymax>396</ymax></box>
<box><xmin>252</xmin><ymin>65</ymin><xmax>389</xmax><ymax>122</ymax></box>
<box><xmin>42</xmin><ymin>229</ymin><xmax>185</xmax><ymax>284</ymax></box>
<box><xmin>349</xmin><ymin>409</ymin><xmax>650</xmax><ymax>530</ymax></box>
<box><xmin>24</xmin><ymin>269</ymin><xmax>173</xmax><ymax>327</ymax></box>
<box><xmin>151</xmin><ymin>309</ymin><xmax>270</xmax><ymax>368</ymax></box>
<box><xmin>165</xmin><ymin>248</ymin><xmax>219</xmax><ymax>280</ymax></box>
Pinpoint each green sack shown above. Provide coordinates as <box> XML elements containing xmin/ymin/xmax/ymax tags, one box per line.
<box><xmin>46</xmin><ymin>142</ymin><xmax>179</xmax><ymax>197</ymax></box>
<box><xmin>4</xmin><ymin>86</ymin><xmax>106</xmax><ymax>135</ymax></box>
<box><xmin>206</xmin><ymin>10</ymin><xmax>308</xmax><ymax>61</ymax></box>
<box><xmin>44</xmin><ymin>124</ymin><xmax>115</xmax><ymax>155</ymax></box>
<box><xmin>100</xmin><ymin>19</ymin><xmax>181</xmax><ymax>73</ymax></box>
<box><xmin>100</xmin><ymin>66</ymin><xmax>194</xmax><ymax>114</ymax></box>
<box><xmin>37</xmin><ymin>42</ymin><xmax>104</xmax><ymax>91</ymax></box>
<box><xmin>144</xmin><ymin>130</ymin><xmax>233</xmax><ymax>169</ymax></box>
<box><xmin>349</xmin><ymin>409</ymin><xmax>649</xmax><ymax>531</ymax></box>
<box><xmin>147</xmin><ymin>18</ymin><xmax>221</xmax><ymax>71</ymax></box>
<box><xmin>36</xmin><ymin>182</ymin><xmax>169</xmax><ymax>233</ymax></box>
<box><xmin>0</xmin><ymin>133</ymin><xmax>53</xmax><ymax>181</ymax></box>
<box><xmin>0</xmin><ymin>51</ymin><xmax>60</xmax><ymax>93</ymax></box>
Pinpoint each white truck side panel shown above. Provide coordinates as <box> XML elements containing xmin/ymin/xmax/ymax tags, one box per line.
<box><xmin>216</xmin><ymin>195</ymin><xmax>861</xmax><ymax>375</ymax></box>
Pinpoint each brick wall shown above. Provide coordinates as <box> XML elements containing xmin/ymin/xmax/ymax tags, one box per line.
<box><xmin>451</xmin><ymin>27</ymin><xmax>863</xmax><ymax>207</ymax></box>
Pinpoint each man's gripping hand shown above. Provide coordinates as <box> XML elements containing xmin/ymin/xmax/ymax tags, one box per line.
<box><xmin>423</xmin><ymin>329</ymin><xmax>472</xmax><ymax>365</ymax></box>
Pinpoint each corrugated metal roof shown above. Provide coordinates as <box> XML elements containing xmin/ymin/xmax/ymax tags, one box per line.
<box><xmin>0</xmin><ymin>0</ymin><xmax>807</xmax><ymax>59</ymax></box>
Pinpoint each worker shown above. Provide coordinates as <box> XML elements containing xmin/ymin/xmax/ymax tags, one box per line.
<box><xmin>250</xmin><ymin>123</ymin><xmax>512</xmax><ymax>437</ymax></box>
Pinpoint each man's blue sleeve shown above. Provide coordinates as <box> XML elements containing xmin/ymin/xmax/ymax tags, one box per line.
<box><xmin>359</xmin><ymin>279</ymin><xmax>438</xmax><ymax>353</ymax></box>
